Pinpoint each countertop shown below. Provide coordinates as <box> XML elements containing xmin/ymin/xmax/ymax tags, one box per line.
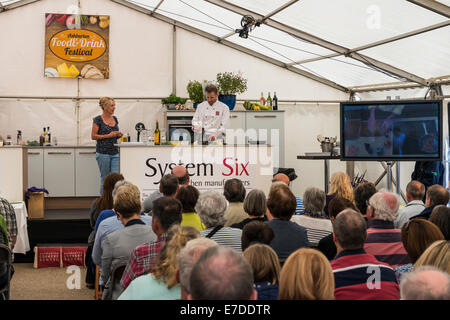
<box><xmin>116</xmin><ymin>143</ymin><xmax>272</xmax><ymax>147</ymax></box>
<box><xmin>1</xmin><ymin>145</ymin><xmax>96</xmax><ymax>149</ymax></box>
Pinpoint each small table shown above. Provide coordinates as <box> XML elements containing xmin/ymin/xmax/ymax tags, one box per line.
<box><xmin>297</xmin><ymin>154</ymin><xmax>341</xmax><ymax>194</ymax></box>
<box><xmin>10</xmin><ymin>201</ymin><xmax>30</xmax><ymax>254</ymax></box>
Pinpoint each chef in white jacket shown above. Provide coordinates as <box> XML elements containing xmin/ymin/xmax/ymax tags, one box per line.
<box><xmin>192</xmin><ymin>84</ymin><xmax>230</xmax><ymax>142</ymax></box>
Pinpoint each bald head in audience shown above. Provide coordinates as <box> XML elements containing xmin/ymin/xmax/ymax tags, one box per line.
<box><xmin>273</xmin><ymin>173</ymin><xmax>290</xmax><ymax>186</ymax></box>
<box><xmin>333</xmin><ymin>209</ymin><xmax>367</xmax><ymax>253</ymax></box>
<box><xmin>367</xmin><ymin>190</ymin><xmax>400</xmax><ymax>222</ymax></box>
<box><xmin>425</xmin><ymin>185</ymin><xmax>449</xmax><ymax>208</ymax></box>
<box><xmin>400</xmin><ymin>266</ymin><xmax>450</xmax><ymax>300</ymax></box>
<box><xmin>172</xmin><ymin>165</ymin><xmax>190</xmax><ymax>185</ymax></box>
<box><xmin>188</xmin><ymin>246</ymin><xmax>257</xmax><ymax>300</ymax></box>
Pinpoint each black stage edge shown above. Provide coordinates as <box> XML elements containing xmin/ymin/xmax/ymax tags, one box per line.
<box><xmin>14</xmin><ymin>209</ymin><xmax>91</xmax><ymax>263</ymax></box>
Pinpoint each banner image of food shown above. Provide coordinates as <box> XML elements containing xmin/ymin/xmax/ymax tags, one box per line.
<box><xmin>44</xmin><ymin>14</ymin><xmax>109</xmax><ymax>79</ymax></box>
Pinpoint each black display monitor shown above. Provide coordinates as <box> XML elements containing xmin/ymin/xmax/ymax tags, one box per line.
<box><xmin>340</xmin><ymin>100</ymin><xmax>443</xmax><ymax>161</ymax></box>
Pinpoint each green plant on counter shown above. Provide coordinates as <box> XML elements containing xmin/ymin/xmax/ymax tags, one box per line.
<box><xmin>27</xmin><ymin>140</ymin><xmax>39</xmax><ymax>146</ymax></box>
<box><xmin>162</xmin><ymin>94</ymin><xmax>187</xmax><ymax>105</ymax></box>
<box><xmin>216</xmin><ymin>71</ymin><xmax>247</xmax><ymax>95</ymax></box>
<box><xmin>186</xmin><ymin>80</ymin><xmax>204</xmax><ymax>103</ymax></box>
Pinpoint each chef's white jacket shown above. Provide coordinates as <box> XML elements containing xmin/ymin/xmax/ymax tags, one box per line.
<box><xmin>192</xmin><ymin>100</ymin><xmax>230</xmax><ymax>138</ymax></box>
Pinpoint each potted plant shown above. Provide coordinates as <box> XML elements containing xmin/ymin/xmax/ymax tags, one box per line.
<box><xmin>162</xmin><ymin>94</ymin><xmax>187</xmax><ymax>110</ymax></box>
<box><xmin>186</xmin><ymin>80</ymin><xmax>204</xmax><ymax>109</ymax></box>
<box><xmin>216</xmin><ymin>71</ymin><xmax>247</xmax><ymax>110</ymax></box>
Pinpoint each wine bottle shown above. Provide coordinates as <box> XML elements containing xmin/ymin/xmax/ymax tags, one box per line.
<box><xmin>47</xmin><ymin>126</ymin><xmax>51</xmax><ymax>144</ymax></box>
<box><xmin>43</xmin><ymin>127</ymin><xmax>48</xmax><ymax>144</ymax></box>
<box><xmin>266</xmin><ymin>92</ymin><xmax>272</xmax><ymax>108</ymax></box>
<box><xmin>273</xmin><ymin>92</ymin><xmax>278</xmax><ymax>111</ymax></box>
<box><xmin>154</xmin><ymin>121</ymin><xmax>160</xmax><ymax>145</ymax></box>
<box><xmin>259</xmin><ymin>92</ymin><xmax>266</xmax><ymax>106</ymax></box>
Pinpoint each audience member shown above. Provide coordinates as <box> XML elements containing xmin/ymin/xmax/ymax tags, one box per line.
<box><xmin>0</xmin><ymin>197</ymin><xmax>17</xmax><ymax>248</ymax></box>
<box><xmin>0</xmin><ymin>215</ymin><xmax>11</xmax><ymax>291</ymax></box>
<box><xmin>188</xmin><ymin>246</ymin><xmax>257</xmax><ymax>300</ymax></box>
<box><xmin>196</xmin><ymin>191</ymin><xmax>242</xmax><ymax>252</ymax></box>
<box><xmin>364</xmin><ymin>190</ymin><xmax>409</xmax><ymax>267</ymax></box>
<box><xmin>353</xmin><ymin>182</ymin><xmax>377</xmax><ymax>219</ymax></box>
<box><xmin>231</xmin><ymin>189</ymin><xmax>267</xmax><ymax>229</ymax></box>
<box><xmin>410</xmin><ymin>184</ymin><xmax>449</xmax><ymax>221</ymax></box>
<box><xmin>400</xmin><ymin>266</ymin><xmax>450</xmax><ymax>300</ymax></box>
<box><xmin>241</xmin><ymin>221</ymin><xmax>275</xmax><ymax>252</ymax></box>
<box><xmin>272</xmin><ymin>173</ymin><xmax>304</xmax><ymax>214</ymax></box>
<box><xmin>243</xmin><ymin>243</ymin><xmax>280</xmax><ymax>300</ymax></box>
<box><xmin>94</xmin><ymin>180</ymin><xmax>134</xmax><ymax>232</ymax></box>
<box><xmin>414</xmin><ymin>240</ymin><xmax>450</xmax><ymax>274</ymax></box>
<box><xmin>429</xmin><ymin>205</ymin><xmax>450</xmax><ymax>240</ymax></box>
<box><xmin>279</xmin><ymin>248</ymin><xmax>334</xmax><ymax>300</ymax></box>
<box><xmin>331</xmin><ymin>209</ymin><xmax>400</xmax><ymax>300</ymax></box>
<box><xmin>177</xmin><ymin>238</ymin><xmax>218</xmax><ymax>299</ymax></box>
<box><xmin>223</xmin><ymin>179</ymin><xmax>247</xmax><ymax>226</ymax></box>
<box><xmin>291</xmin><ymin>187</ymin><xmax>332</xmax><ymax>247</ymax></box>
<box><xmin>118</xmin><ymin>225</ymin><xmax>199</xmax><ymax>300</ymax></box>
<box><xmin>318</xmin><ymin>197</ymin><xmax>357</xmax><ymax>260</ymax></box>
<box><xmin>325</xmin><ymin>172</ymin><xmax>354</xmax><ymax>216</ymax></box>
<box><xmin>143</xmin><ymin>172</ymin><xmax>181</xmax><ymax>213</ymax></box>
<box><xmin>89</xmin><ymin>172</ymin><xmax>124</xmax><ymax>235</ymax></box>
<box><xmin>101</xmin><ymin>184</ymin><xmax>157</xmax><ymax>299</ymax></box>
<box><xmin>91</xmin><ymin>181</ymin><xmax>152</xmax><ymax>269</ymax></box>
<box><xmin>395</xmin><ymin>219</ymin><xmax>445</xmax><ymax>281</ymax></box>
<box><xmin>86</xmin><ymin>172</ymin><xmax>124</xmax><ymax>288</ymax></box>
<box><xmin>394</xmin><ymin>181</ymin><xmax>425</xmax><ymax>229</ymax></box>
<box><xmin>176</xmin><ymin>185</ymin><xmax>205</xmax><ymax>231</ymax></box>
<box><xmin>266</xmin><ymin>183</ymin><xmax>309</xmax><ymax>262</ymax></box>
<box><xmin>120</xmin><ymin>197</ymin><xmax>183</xmax><ymax>290</ymax></box>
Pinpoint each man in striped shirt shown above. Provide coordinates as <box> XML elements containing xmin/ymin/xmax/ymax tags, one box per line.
<box><xmin>365</xmin><ymin>190</ymin><xmax>409</xmax><ymax>268</ymax></box>
<box><xmin>331</xmin><ymin>209</ymin><xmax>400</xmax><ymax>300</ymax></box>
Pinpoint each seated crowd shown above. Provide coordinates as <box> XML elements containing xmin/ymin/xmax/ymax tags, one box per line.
<box><xmin>83</xmin><ymin>168</ymin><xmax>450</xmax><ymax>300</ymax></box>
<box><xmin>3</xmin><ymin>165</ymin><xmax>447</xmax><ymax>300</ymax></box>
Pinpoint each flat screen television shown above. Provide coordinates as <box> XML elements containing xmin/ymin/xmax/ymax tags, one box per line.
<box><xmin>340</xmin><ymin>100</ymin><xmax>442</xmax><ymax>161</ymax></box>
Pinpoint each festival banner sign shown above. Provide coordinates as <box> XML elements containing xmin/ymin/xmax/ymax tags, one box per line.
<box><xmin>44</xmin><ymin>14</ymin><xmax>109</xmax><ymax>79</ymax></box>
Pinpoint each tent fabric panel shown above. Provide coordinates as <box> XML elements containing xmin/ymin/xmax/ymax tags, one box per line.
<box><xmin>156</xmin><ymin>0</ymin><xmax>243</xmax><ymax>37</ymax></box>
<box><xmin>271</xmin><ymin>0</ymin><xmax>448</xmax><ymax>48</ymax></box>
<box><xmin>296</xmin><ymin>56</ymin><xmax>403</xmax><ymax>87</ymax></box>
<box><xmin>360</xmin><ymin>27</ymin><xmax>450</xmax><ymax>79</ymax></box>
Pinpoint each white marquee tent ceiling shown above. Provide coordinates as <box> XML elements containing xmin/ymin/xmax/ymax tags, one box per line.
<box><xmin>1</xmin><ymin>0</ymin><xmax>449</xmax><ymax>93</ymax></box>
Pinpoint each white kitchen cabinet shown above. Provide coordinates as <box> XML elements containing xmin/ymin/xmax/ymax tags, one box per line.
<box><xmin>44</xmin><ymin>148</ymin><xmax>75</xmax><ymax>197</ymax></box>
<box><xmin>75</xmin><ymin>148</ymin><xmax>100</xmax><ymax>197</ymax></box>
<box><xmin>27</xmin><ymin>148</ymin><xmax>44</xmax><ymax>189</ymax></box>
<box><xmin>245</xmin><ymin>112</ymin><xmax>285</xmax><ymax>167</ymax></box>
<box><xmin>226</xmin><ymin>113</ymin><xmax>246</xmax><ymax>145</ymax></box>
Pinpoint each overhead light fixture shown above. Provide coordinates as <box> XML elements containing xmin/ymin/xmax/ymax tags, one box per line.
<box><xmin>235</xmin><ymin>15</ymin><xmax>260</xmax><ymax>39</ymax></box>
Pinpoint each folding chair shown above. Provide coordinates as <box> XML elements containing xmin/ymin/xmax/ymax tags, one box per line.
<box><xmin>0</xmin><ymin>244</ymin><xmax>12</xmax><ymax>300</ymax></box>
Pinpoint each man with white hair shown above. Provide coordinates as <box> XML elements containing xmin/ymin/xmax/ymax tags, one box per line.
<box><xmin>177</xmin><ymin>238</ymin><xmax>218</xmax><ymax>299</ymax></box>
<box><xmin>364</xmin><ymin>190</ymin><xmax>409</xmax><ymax>267</ymax></box>
<box><xmin>400</xmin><ymin>266</ymin><xmax>450</xmax><ymax>300</ymax></box>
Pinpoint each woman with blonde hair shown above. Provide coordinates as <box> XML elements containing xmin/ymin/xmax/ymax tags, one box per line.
<box><xmin>279</xmin><ymin>248</ymin><xmax>334</xmax><ymax>300</ymax></box>
<box><xmin>243</xmin><ymin>243</ymin><xmax>280</xmax><ymax>300</ymax></box>
<box><xmin>91</xmin><ymin>97</ymin><xmax>123</xmax><ymax>195</ymax></box>
<box><xmin>414</xmin><ymin>240</ymin><xmax>450</xmax><ymax>274</ymax></box>
<box><xmin>118</xmin><ymin>225</ymin><xmax>200</xmax><ymax>300</ymax></box>
<box><xmin>325</xmin><ymin>172</ymin><xmax>354</xmax><ymax>216</ymax></box>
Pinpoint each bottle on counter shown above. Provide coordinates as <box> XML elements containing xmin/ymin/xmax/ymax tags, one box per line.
<box><xmin>259</xmin><ymin>92</ymin><xmax>266</xmax><ymax>106</ymax></box>
<box><xmin>273</xmin><ymin>92</ymin><xmax>278</xmax><ymax>111</ymax></box>
<box><xmin>266</xmin><ymin>92</ymin><xmax>272</xmax><ymax>109</ymax></box>
<box><xmin>47</xmin><ymin>126</ymin><xmax>51</xmax><ymax>144</ymax></box>
<box><xmin>17</xmin><ymin>130</ymin><xmax>22</xmax><ymax>145</ymax></box>
<box><xmin>5</xmin><ymin>135</ymin><xmax>12</xmax><ymax>146</ymax></box>
<box><xmin>154</xmin><ymin>121</ymin><xmax>160</xmax><ymax>145</ymax></box>
<box><xmin>127</xmin><ymin>133</ymin><xmax>131</xmax><ymax>142</ymax></box>
<box><xmin>40</xmin><ymin>128</ymin><xmax>46</xmax><ymax>146</ymax></box>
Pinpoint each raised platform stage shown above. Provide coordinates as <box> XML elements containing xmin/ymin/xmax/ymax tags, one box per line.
<box><xmin>14</xmin><ymin>209</ymin><xmax>91</xmax><ymax>263</ymax></box>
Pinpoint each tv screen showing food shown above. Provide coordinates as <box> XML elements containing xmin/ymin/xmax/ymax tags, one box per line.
<box><xmin>340</xmin><ymin>100</ymin><xmax>442</xmax><ymax>161</ymax></box>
